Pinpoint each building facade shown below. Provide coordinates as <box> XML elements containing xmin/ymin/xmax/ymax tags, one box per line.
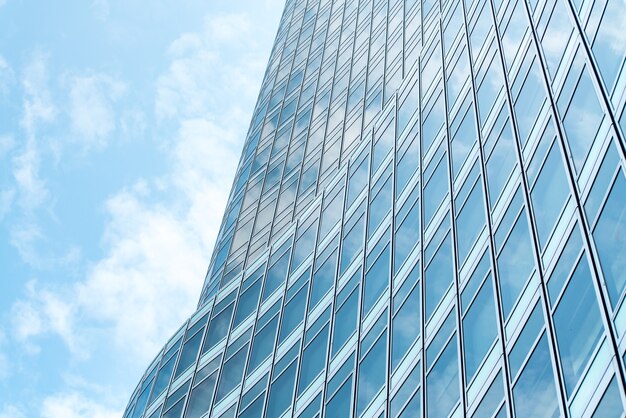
<box><xmin>123</xmin><ymin>0</ymin><xmax>626</xmax><ymax>416</ymax></box>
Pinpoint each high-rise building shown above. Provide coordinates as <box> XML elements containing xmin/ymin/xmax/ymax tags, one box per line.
<box><xmin>123</xmin><ymin>0</ymin><xmax>626</xmax><ymax>416</ymax></box>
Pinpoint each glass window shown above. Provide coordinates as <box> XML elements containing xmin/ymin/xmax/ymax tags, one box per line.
<box><xmin>501</xmin><ymin>1</ymin><xmax>527</xmax><ymax>69</ymax></box>
<box><xmin>591</xmin><ymin>0</ymin><xmax>626</xmax><ymax>91</ymax></box>
<box><xmin>390</xmin><ymin>361</ymin><xmax>420</xmax><ymax>418</ymax></box>
<box><xmin>392</xmin><ymin>283</ymin><xmax>421</xmax><ymax>370</ymax></box>
<box><xmin>309</xmin><ymin>249</ymin><xmax>338</xmax><ymax>311</ymax></box>
<box><xmin>485</xmin><ymin>108</ymin><xmax>516</xmax><ymax>206</ymax></box>
<box><xmin>368</xmin><ymin>174</ymin><xmax>392</xmax><ymax>238</ymax></box>
<box><xmin>327</xmin><ymin>374</ymin><xmax>353</xmax><ymax>417</ymax></box>
<box><xmin>592</xmin><ymin>376</ymin><xmax>625</xmax><ymax>418</ymax></box>
<box><xmin>547</xmin><ymin>225</ymin><xmax>583</xmax><ymax>304</ymax></box>
<box><xmin>185</xmin><ymin>372</ymin><xmax>217</xmax><ymax>418</ymax></box>
<box><xmin>497</xmin><ymin>212</ymin><xmax>534</xmax><ymax>317</ymax></box>
<box><xmin>203</xmin><ymin>303</ymin><xmax>235</xmax><ymax>354</ymax></box>
<box><xmin>279</xmin><ymin>284</ymin><xmax>308</xmax><ymax>342</ymax></box>
<box><xmin>472</xmin><ymin>372</ymin><xmax>504</xmax><ymax>418</ymax></box>
<box><xmin>593</xmin><ymin>172</ymin><xmax>626</xmax><ymax>308</ymax></box>
<box><xmin>477</xmin><ymin>53</ymin><xmax>503</xmax><ymax>126</ymax></box>
<box><xmin>531</xmin><ymin>141</ymin><xmax>569</xmax><ymax>249</ymax></box>
<box><xmin>513</xmin><ymin>54</ymin><xmax>545</xmax><ymax>144</ymax></box>
<box><xmin>332</xmin><ymin>286</ymin><xmax>359</xmax><ymax>356</ymax></box>
<box><xmin>174</xmin><ymin>331</ymin><xmax>203</xmax><ymax>379</ymax></box>
<box><xmin>396</xmin><ymin>130</ymin><xmax>420</xmax><ymax>197</ymax></box>
<box><xmin>456</xmin><ymin>180</ymin><xmax>486</xmax><ymax>266</ymax></box>
<box><xmin>427</xmin><ymin>337</ymin><xmax>460</xmax><ymax>418</ymax></box>
<box><xmin>340</xmin><ymin>202</ymin><xmax>366</xmax><ymax>275</ymax></box>
<box><xmin>541</xmin><ymin>0</ymin><xmax>572</xmax><ymax>79</ymax></box>
<box><xmin>553</xmin><ymin>256</ymin><xmax>603</xmax><ymax>396</ymax></box>
<box><xmin>263</xmin><ymin>250</ymin><xmax>291</xmax><ymax>301</ymax></box>
<box><xmin>267</xmin><ymin>362</ymin><xmax>297</xmax><ymax>418</ymax></box>
<box><xmin>247</xmin><ymin>316</ymin><xmax>279</xmax><ymax>374</ymax></box>
<box><xmin>584</xmin><ymin>143</ymin><xmax>619</xmax><ymax>224</ymax></box>
<box><xmin>422</xmin><ymin>93</ymin><xmax>445</xmax><ymax>154</ymax></box>
<box><xmin>512</xmin><ymin>334</ymin><xmax>559</xmax><ymax>418</ymax></box>
<box><xmin>425</xmin><ymin>232</ymin><xmax>453</xmax><ymax>320</ymax></box>
<box><xmin>394</xmin><ymin>196</ymin><xmax>420</xmax><ymax>273</ymax></box>
<box><xmin>423</xmin><ymin>154</ymin><xmax>448</xmax><ymax>227</ymax></box>
<box><xmin>357</xmin><ymin>331</ymin><xmax>387</xmax><ymax>416</ymax></box>
<box><xmin>509</xmin><ymin>302</ymin><xmax>544</xmax><ymax>378</ymax></box>
<box><xmin>463</xmin><ymin>279</ymin><xmax>497</xmax><ymax>383</ymax></box>
<box><xmin>561</xmin><ymin>66</ymin><xmax>604</xmax><ymax>172</ymax></box>
<box><xmin>364</xmin><ymin>243</ymin><xmax>390</xmax><ymax>316</ymax></box>
<box><xmin>291</xmin><ymin>216</ymin><xmax>318</xmax><ymax>273</ymax></box>
<box><xmin>298</xmin><ymin>324</ymin><xmax>330</xmax><ymax>395</ymax></box>
<box><xmin>216</xmin><ymin>345</ymin><xmax>249</xmax><ymax>401</ymax></box>
<box><xmin>451</xmin><ymin>105</ymin><xmax>477</xmax><ymax>177</ymax></box>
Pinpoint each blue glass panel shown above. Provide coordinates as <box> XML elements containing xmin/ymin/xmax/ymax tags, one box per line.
<box><xmin>357</xmin><ymin>331</ymin><xmax>387</xmax><ymax>416</ymax></box>
<box><xmin>463</xmin><ymin>280</ymin><xmax>497</xmax><ymax>383</ymax></box>
<box><xmin>512</xmin><ymin>334</ymin><xmax>559</xmax><ymax>418</ymax></box>
<box><xmin>263</xmin><ymin>251</ymin><xmax>290</xmax><ymax>301</ymax></box>
<box><xmin>174</xmin><ymin>331</ymin><xmax>204</xmax><ymax>379</ymax></box>
<box><xmin>309</xmin><ymin>250</ymin><xmax>338</xmax><ymax>311</ymax></box>
<box><xmin>203</xmin><ymin>303</ymin><xmax>235</xmax><ymax>354</ymax></box>
<box><xmin>234</xmin><ymin>279</ymin><xmax>262</xmax><ymax>328</ymax></box>
<box><xmin>547</xmin><ymin>226</ymin><xmax>582</xmax><ymax>304</ymax></box>
<box><xmin>332</xmin><ymin>287</ymin><xmax>359</xmax><ymax>356</ymax></box>
<box><xmin>497</xmin><ymin>212</ymin><xmax>534</xmax><ymax>317</ymax></box>
<box><xmin>247</xmin><ymin>316</ymin><xmax>279</xmax><ymax>374</ymax></box>
<box><xmin>456</xmin><ymin>180</ymin><xmax>485</xmax><ymax>265</ymax></box>
<box><xmin>392</xmin><ymin>284</ymin><xmax>420</xmax><ymax>370</ymax></box>
<box><xmin>509</xmin><ymin>302</ymin><xmax>544</xmax><ymax>379</ymax></box>
<box><xmin>394</xmin><ymin>199</ymin><xmax>420</xmax><ymax>273</ymax></box>
<box><xmin>363</xmin><ymin>243</ymin><xmax>390</xmax><ymax>315</ymax></box>
<box><xmin>593</xmin><ymin>172</ymin><xmax>626</xmax><ymax>308</ymax></box>
<box><xmin>553</xmin><ymin>256</ymin><xmax>603</xmax><ymax>396</ymax></box>
<box><xmin>531</xmin><ymin>142</ymin><xmax>569</xmax><ymax>248</ymax></box>
<box><xmin>325</xmin><ymin>376</ymin><xmax>353</xmax><ymax>418</ymax></box>
<box><xmin>185</xmin><ymin>372</ymin><xmax>217</xmax><ymax>418</ymax></box>
<box><xmin>298</xmin><ymin>324</ymin><xmax>330</xmax><ymax>395</ymax></box>
<box><xmin>472</xmin><ymin>372</ymin><xmax>504</xmax><ymax>418</ymax></box>
<box><xmin>592</xmin><ymin>376</ymin><xmax>625</xmax><ymax>418</ymax></box>
<box><xmin>425</xmin><ymin>233</ymin><xmax>453</xmax><ymax>320</ymax></box>
<box><xmin>216</xmin><ymin>345</ymin><xmax>249</xmax><ymax>401</ymax></box>
<box><xmin>279</xmin><ymin>284</ymin><xmax>308</xmax><ymax>342</ymax></box>
<box><xmin>266</xmin><ymin>362</ymin><xmax>297</xmax><ymax>418</ymax></box>
<box><xmin>427</xmin><ymin>337</ymin><xmax>459</xmax><ymax>418</ymax></box>
<box><xmin>423</xmin><ymin>155</ymin><xmax>448</xmax><ymax>227</ymax></box>
<box><xmin>391</xmin><ymin>361</ymin><xmax>420</xmax><ymax>418</ymax></box>
<box><xmin>149</xmin><ymin>355</ymin><xmax>177</xmax><ymax>404</ymax></box>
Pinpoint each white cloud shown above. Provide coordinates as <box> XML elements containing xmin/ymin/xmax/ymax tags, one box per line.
<box><xmin>10</xmin><ymin>12</ymin><xmax>267</xmax><ymax>363</ymax></box>
<box><xmin>41</xmin><ymin>392</ymin><xmax>120</xmax><ymax>418</ymax></box>
<box><xmin>0</xmin><ymin>405</ymin><xmax>25</xmax><ymax>418</ymax></box>
<box><xmin>67</xmin><ymin>73</ymin><xmax>126</xmax><ymax>147</ymax></box>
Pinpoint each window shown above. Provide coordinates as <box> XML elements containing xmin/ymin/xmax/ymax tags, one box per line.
<box><xmin>423</xmin><ymin>153</ymin><xmax>448</xmax><ymax>227</ymax></box>
<box><xmin>332</xmin><ymin>284</ymin><xmax>359</xmax><ymax>356</ymax></box>
<box><xmin>512</xmin><ymin>334</ymin><xmax>559</xmax><ymax>417</ymax></box>
<box><xmin>593</xmin><ymin>172</ymin><xmax>626</xmax><ymax>308</ymax></box>
<box><xmin>267</xmin><ymin>362</ymin><xmax>297</xmax><ymax>418</ymax></box>
<box><xmin>357</xmin><ymin>330</ymin><xmax>387</xmax><ymax>416</ymax></box>
<box><xmin>363</xmin><ymin>243</ymin><xmax>390</xmax><ymax>315</ymax></box>
<box><xmin>590</xmin><ymin>0</ymin><xmax>626</xmax><ymax>91</ymax></box>
<box><xmin>298</xmin><ymin>324</ymin><xmax>330</xmax><ymax>394</ymax></box>
<box><xmin>425</xmin><ymin>232</ymin><xmax>453</xmax><ymax>320</ymax></box>
<box><xmin>368</xmin><ymin>173</ymin><xmax>392</xmax><ymax>238</ymax></box>
<box><xmin>427</xmin><ymin>337</ymin><xmax>459</xmax><ymax>418</ymax></box>
<box><xmin>530</xmin><ymin>141</ymin><xmax>569</xmax><ymax>249</ymax></box>
<box><xmin>394</xmin><ymin>192</ymin><xmax>420</xmax><ymax>273</ymax></box>
<box><xmin>497</xmin><ymin>211</ymin><xmax>534</xmax><ymax>317</ymax></box>
<box><xmin>561</xmin><ymin>65</ymin><xmax>604</xmax><ymax>172</ymax></box>
<box><xmin>463</xmin><ymin>279</ymin><xmax>497</xmax><ymax>383</ymax></box>
<box><xmin>185</xmin><ymin>371</ymin><xmax>217</xmax><ymax>418</ymax></box>
<box><xmin>392</xmin><ymin>281</ymin><xmax>421</xmax><ymax>369</ymax></box>
<box><xmin>553</xmin><ymin>256</ymin><xmax>603</xmax><ymax>395</ymax></box>
<box><xmin>592</xmin><ymin>376</ymin><xmax>625</xmax><ymax>418</ymax></box>
<box><xmin>456</xmin><ymin>179</ymin><xmax>486</xmax><ymax>266</ymax></box>
<box><xmin>309</xmin><ymin>248</ymin><xmax>338</xmax><ymax>310</ymax></box>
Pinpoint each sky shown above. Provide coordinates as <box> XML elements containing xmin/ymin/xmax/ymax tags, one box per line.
<box><xmin>0</xmin><ymin>1</ymin><xmax>284</xmax><ymax>417</ymax></box>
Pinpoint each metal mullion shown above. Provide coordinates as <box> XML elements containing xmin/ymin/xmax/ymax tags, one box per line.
<box><xmin>485</xmin><ymin>0</ymin><xmax>572</xmax><ymax>414</ymax></box>
<box><xmin>437</xmin><ymin>1</ymin><xmax>467</xmax><ymax>412</ymax></box>
<box><xmin>521</xmin><ymin>0</ymin><xmax>626</xmax><ymax>393</ymax></box>
<box><xmin>350</xmin><ymin>127</ymin><xmax>376</xmax><ymax>418</ymax></box>
<box><xmin>457</xmin><ymin>0</ymin><xmax>525</xmax><ymax>415</ymax></box>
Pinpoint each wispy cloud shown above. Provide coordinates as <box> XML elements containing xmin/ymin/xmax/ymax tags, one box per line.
<box><xmin>67</xmin><ymin>73</ymin><xmax>126</xmax><ymax>148</ymax></box>
<box><xmin>41</xmin><ymin>392</ymin><xmax>120</xmax><ymax>418</ymax></box>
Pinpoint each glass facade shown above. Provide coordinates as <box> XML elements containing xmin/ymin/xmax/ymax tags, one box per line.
<box><xmin>124</xmin><ymin>0</ymin><xmax>626</xmax><ymax>416</ymax></box>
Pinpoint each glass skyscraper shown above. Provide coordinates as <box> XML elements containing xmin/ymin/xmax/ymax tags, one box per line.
<box><xmin>123</xmin><ymin>0</ymin><xmax>626</xmax><ymax>416</ymax></box>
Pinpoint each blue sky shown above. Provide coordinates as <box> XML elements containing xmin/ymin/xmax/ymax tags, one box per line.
<box><xmin>0</xmin><ymin>1</ymin><xmax>284</xmax><ymax>416</ymax></box>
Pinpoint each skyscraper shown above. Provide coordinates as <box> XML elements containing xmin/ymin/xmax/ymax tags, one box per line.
<box><xmin>123</xmin><ymin>0</ymin><xmax>626</xmax><ymax>416</ymax></box>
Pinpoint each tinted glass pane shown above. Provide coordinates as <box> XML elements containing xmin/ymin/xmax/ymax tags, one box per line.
<box><xmin>427</xmin><ymin>338</ymin><xmax>459</xmax><ymax>418</ymax></box>
<box><xmin>332</xmin><ymin>288</ymin><xmax>359</xmax><ymax>356</ymax></box>
<box><xmin>425</xmin><ymin>233</ymin><xmax>453</xmax><ymax>320</ymax></box>
<box><xmin>392</xmin><ymin>285</ymin><xmax>421</xmax><ymax>370</ymax></box>
<box><xmin>512</xmin><ymin>334</ymin><xmax>559</xmax><ymax>418</ymax></box>
<box><xmin>267</xmin><ymin>362</ymin><xmax>297</xmax><ymax>418</ymax></box>
<box><xmin>357</xmin><ymin>331</ymin><xmax>387</xmax><ymax>416</ymax></box>
<box><xmin>185</xmin><ymin>372</ymin><xmax>217</xmax><ymax>418</ymax></box>
<box><xmin>463</xmin><ymin>281</ymin><xmax>497</xmax><ymax>383</ymax></box>
<box><xmin>298</xmin><ymin>325</ymin><xmax>330</xmax><ymax>395</ymax></box>
<box><xmin>363</xmin><ymin>244</ymin><xmax>390</xmax><ymax>315</ymax></box>
<box><xmin>593</xmin><ymin>173</ymin><xmax>626</xmax><ymax>308</ymax></box>
<box><xmin>553</xmin><ymin>257</ymin><xmax>603</xmax><ymax>395</ymax></box>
